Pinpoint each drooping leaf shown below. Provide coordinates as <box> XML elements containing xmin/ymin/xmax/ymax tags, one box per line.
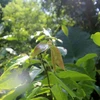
<box><xmin>61</xmin><ymin>25</ymin><xmax>68</xmax><ymax>36</ymax></box>
<box><xmin>31</xmin><ymin>42</ymin><xmax>49</xmax><ymax>58</ymax></box>
<box><xmin>91</xmin><ymin>32</ymin><xmax>100</xmax><ymax>46</ymax></box>
<box><xmin>50</xmin><ymin>46</ymin><xmax>65</xmax><ymax>70</ymax></box>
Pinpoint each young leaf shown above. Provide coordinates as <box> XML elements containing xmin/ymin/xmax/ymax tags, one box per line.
<box><xmin>31</xmin><ymin>42</ymin><xmax>49</xmax><ymax>58</ymax></box>
<box><xmin>61</xmin><ymin>25</ymin><xmax>68</xmax><ymax>36</ymax></box>
<box><xmin>51</xmin><ymin>46</ymin><xmax>65</xmax><ymax>70</ymax></box>
<box><xmin>91</xmin><ymin>32</ymin><xmax>100</xmax><ymax>46</ymax></box>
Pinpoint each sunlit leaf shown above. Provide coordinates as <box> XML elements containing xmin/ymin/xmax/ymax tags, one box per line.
<box><xmin>0</xmin><ymin>68</ymin><xmax>31</xmax><ymax>90</ymax></box>
<box><xmin>57</xmin><ymin>46</ymin><xmax>67</xmax><ymax>57</ymax></box>
<box><xmin>0</xmin><ymin>82</ymin><xmax>31</xmax><ymax>100</ymax></box>
<box><xmin>5</xmin><ymin>47</ymin><xmax>17</xmax><ymax>55</ymax></box>
<box><xmin>91</xmin><ymin>32</ymin><xmax>100</xmax><ymax>46</ymax></box>
<box><xmin>0</xmin><ymin>55</ymin><xmax>30</xmax><ymax>90</ymax></box>
<box><xmin>36</xmin><ymin>35</ymin><xmax>45</xmax><ymax>42</ymax></box>
<box><xmin>5</xmin><ymin>54</ymin><xmax>29</xmax><ymax>69</ymax></box>
<box><xmin>61</xmin><ymin>25</ymin><xmax>68</xmax><ymax>36</ymax></box>
<box><xmin>31</xmin><ymin>42</ymin><xmax>49</xmax><ymax>58</ymax></box>
<box><xmin>29</xmin><ymin>66</ymin><xmax>42</xmax><ymax>80</ymax></box>
<box><xmin>43</xmin><ymin>28</ymin><xmax>51</xmax><ymax>37</ymax></box>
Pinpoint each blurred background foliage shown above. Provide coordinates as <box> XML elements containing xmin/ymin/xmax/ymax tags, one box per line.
<box><xmin>0</xmin><ymin>0</ymin><xmax>100</xmax><ymax>99</ymax></box>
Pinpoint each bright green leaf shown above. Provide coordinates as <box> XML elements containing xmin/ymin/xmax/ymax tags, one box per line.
<box><xmin>61</xmin><ymin>25</ymin><xmax>68</xmax><ymax>36</ymax></box>
<box><xmin>76</xmin><ymin>53</ymin><xmax>97</xmax><ymax>66</ymax></box>
<box><xmin>36</xmin><ymin>35</ymin><xmax>45</xmax><ymax>42</ymax></box>
<box><xmin>91</xmin><ymin>32</ymin><xmax>100</xmax><ymax>46</ymax></box>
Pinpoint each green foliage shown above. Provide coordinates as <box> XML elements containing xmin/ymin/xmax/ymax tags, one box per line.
<box><xmin>0</xmin><ymin>37</ymin><xmax>98</xmax><ymax>100</ymax></box>
<box><xmin>0</xmin><ymin>0</ymin><xmax>100</xmax><ymax>100</ymax></box>
<box><xmin>0</xmin><ymin>0</ymin><xmax>48</xmax><ymax>53</ymax></box>
<box><xmin>61</xmin><ymin>25</ymin><xmax>68</xmax><ymax>37</ymax></box>
<box><xmin>91</xmin><ymin>32</ymin><xmax>100</xmax><ymax>46</ymax></box>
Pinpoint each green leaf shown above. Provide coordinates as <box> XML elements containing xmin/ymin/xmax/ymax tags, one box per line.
<box><xmin>31</xmin><ymin>42</ymin><xmax>49</xmax><ymax>58</ymax></box>
<box><xmin>51</xmin><ymin>84</ymin><xmax>68</xmax><ymax>100</ymax></box>
<box><xmin>97</xmin><ymin>70</ymin><xmax>100</xmax><ymax>75</ymax></box>
<box><xmin>36</xmin><ymin>35</ymin><xmax>45</xmax><ymax>42</ymax></box>
<box><xmin>56</xmin><ymin>70</ymin><xmax>93</xmax><ymax>81</ymax></box>
<box><xmin>50</xmin><ymin>72</ymin><xmax>76</xmax><ymax>98</ymax></box>
<box><xmin>91</xmin><ymin>32</ymin><xmax>100</xmax><ymax>46</ymax></box>
<box><xmin>61</xmin><ymin>25</ymin><xmax>68</xmax><ymax>36</ymax></box>
<box><xmin>94</xmin><ymin>85</ymin><xmax>100</xmax><ymax>96</ymax></box>
<box><xmin>0</xmin><ymin>82</ymin><xmax>31</xmax><ymax>100</ymax></box>
<box><xmin>76</xmin><ymin>53</ymin><xmax>97</xmax><ymax>66</ymax></box>
<box><xmin>1</xmin><ymin>35</ymin><xmax>17</xmax><ymax>41</ymax></box>
<box><xmin>31</xmin><ymin>97</ymin><xmax>49</xmax><ymax>100</ymax></box>
<box><xmin>84</xmin><ymin>59</ymin><xmax>96</xmax><ymax>79</ymax></box>
<box><xmin>61</xmin><ymin>78</ymin><xmax>86</xmax><ymax>99</ymax></box>
<box><xmin>36</xmin><ymin>87</ymin><xmax>50</xmax><ymax>96</ymax></box>
<box><xmin>29</xmin><ymin>67</ymin><xmax>42</xmax><ymax>81</ymax></box>
<box><xmin>5</xmin><ymin>54</ymin><xmax>29</xmax><ymax>69</ymax></box>
<box><xmin>27</xmin><ymin>87</ymin><xmax>41</xmax><ymax>99</ymax></box>
<box><xmin>0</xmin><ymin>55</ymin><xmax>30</xmax><ymax>90</ymax></box>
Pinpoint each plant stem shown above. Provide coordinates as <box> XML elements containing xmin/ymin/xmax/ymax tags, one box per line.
<box><xmin>40</xmin><ymin>54</ymin><xmax>53</xmax><ymax>99</ymax></box>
